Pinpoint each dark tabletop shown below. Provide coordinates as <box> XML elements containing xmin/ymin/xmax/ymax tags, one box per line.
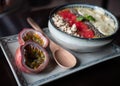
<box><xmin>0</xmin><ymin>0</ymin><xmax>120</xmax><ymax>86</ymax></box>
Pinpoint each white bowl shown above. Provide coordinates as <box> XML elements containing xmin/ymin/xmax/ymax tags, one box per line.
<box><xmin>48</xmin><ymin>4</ymin><xmax>119</xmax><ymax>52</ymax></box>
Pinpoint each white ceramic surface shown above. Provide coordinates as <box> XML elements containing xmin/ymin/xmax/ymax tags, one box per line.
<box><xmin>48</xmin><ymin>4</ymin><xmax>119</xmax><ymax>52</ymax></box>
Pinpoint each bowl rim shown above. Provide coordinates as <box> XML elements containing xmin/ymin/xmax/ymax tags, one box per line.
<box><xmin>49</xmin><ymin>3</ymin><xmax>119</xmax><ymax>40</ymax></box>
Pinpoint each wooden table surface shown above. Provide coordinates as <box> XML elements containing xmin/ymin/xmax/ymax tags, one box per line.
<box><xmin>0</xmin><ymin>0</ymin><xmax>120</xmax><ymax>86</ymax></box>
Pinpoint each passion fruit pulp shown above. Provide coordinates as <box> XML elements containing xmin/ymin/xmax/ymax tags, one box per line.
<box><xmin>15</xmin><ymin>41</ymin><xmax>49</xmax><ymax>73</ymax></box>
<box><xmin>18</xmin><ymin>28</ymin><xmax>48</xmax><ymax>48</ymax></box>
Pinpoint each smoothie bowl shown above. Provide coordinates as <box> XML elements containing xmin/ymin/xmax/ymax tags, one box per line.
<box><xmin>48</xmin><ymin>4</ymin><xmax>119</xmax><ymax>52</ymax></box>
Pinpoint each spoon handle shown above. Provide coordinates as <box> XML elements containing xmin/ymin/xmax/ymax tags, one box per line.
<box><xmin>27</xmin><ymin>17</ymin><xmax>43</xmax><ymax>34</ymax></box>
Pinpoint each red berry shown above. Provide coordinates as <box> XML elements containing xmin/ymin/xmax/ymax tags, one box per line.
<box><xmin>75</xmin><ymin>21</ymin><xmax>88</xmax><ymax>31</ymax></box>
<box><xmin>71</xmin><ymin>14</ymin><xmax>76</xmax><ymax>22</ymax></box>
<box><xmin>68</xmin><ymin>20</ymin><xmax>74</xmax><ymax>26</ymax></box>
<box><xmin>80</xmin><ymin>29</ymin><xmax>94</xmax><ymax>38</ymax></box>
<box><xmin>58</xmin><ymin>9</ymin><xmax>71</xmax><ymax>19</ymax></box>
<box><xmin>58</xmin><ymin>9</ymin><xmax>76</xmax><ymax>26</ymax></box>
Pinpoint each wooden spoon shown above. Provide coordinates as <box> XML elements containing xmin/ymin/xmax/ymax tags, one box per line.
<box><xmin>27</xmin><ymin>17</ymin><xmax>77</xmax><ymax>69</ymax></box>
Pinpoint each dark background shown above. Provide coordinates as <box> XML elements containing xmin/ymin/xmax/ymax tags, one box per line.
<box><xmin>0</xmin><ymin>0</ymin><xmax>120</xmax><ymax>86</ymax></box>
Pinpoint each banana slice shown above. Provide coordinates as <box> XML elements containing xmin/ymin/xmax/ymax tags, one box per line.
<box><xmin>98</xmin><ymin>25</ymin><xmax>115</xmax><ymax>36</ymax></box>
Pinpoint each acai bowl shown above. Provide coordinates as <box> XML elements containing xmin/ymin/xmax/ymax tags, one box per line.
<box><xmin>48</xmin><ymin>4</ymin><xmax>119</xmax><ymax>52</ymax></box>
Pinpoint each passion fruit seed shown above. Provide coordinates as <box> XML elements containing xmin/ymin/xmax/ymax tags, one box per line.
<box><xmin>23</xmin><ymin>31</ymin><xmax>44</xmax><ymax>46</ymax></box>
<box><xmin>24</xmin><ymin>44</ymin><xmax>45</xmax><ymax>69</ymax></box>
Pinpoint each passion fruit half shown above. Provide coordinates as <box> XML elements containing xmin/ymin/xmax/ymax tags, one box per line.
<box><xmin>18</xmin><ymin>28</ymin><xmax>48</xmax><ymax>48</ymax></box>
<box><xmin>15</xmin><ymin>41</ymin><xmax>49</xmax><ymax>73</ymax></box>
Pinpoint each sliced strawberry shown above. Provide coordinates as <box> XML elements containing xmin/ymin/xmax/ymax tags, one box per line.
<box><xmin>68</xmin><ymin>20</ymin><xmax>74</xmax><ymax>26</ymax></box>
<box><xmin>58</xmin><ymin>9</ymin><xmax>71</xmax><ymax>19</ymax></box>
<box><xmin>80</xmin><ymin>29</ymin><xmax>95</xmax><ymax>38</ymax></box>
<box><xmin>58</xmin><ymin>9</ymin><xmax>76</xmax><ymax>26</ymax></box>
<box><xmin>75</xmin><ymin>21</ymin><xmax>88</xmax><ymax>31</ymax></box>
<box><xmin>71</xmin><ymin>14</ymin><xmax>76</xmax><ymax>22</ymax></box>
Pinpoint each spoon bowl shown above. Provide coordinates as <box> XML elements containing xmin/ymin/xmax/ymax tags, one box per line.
<box><xmin>54</xmin><ymin>49</ymin><xmax>76</xmax><ymax>68</ymax></box>
<box><xmin>27</xmin><ymin>17</ymin><xmax>77</xmax><ymax>69</ymax></box>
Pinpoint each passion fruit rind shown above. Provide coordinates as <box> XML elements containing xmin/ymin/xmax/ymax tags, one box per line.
<box><xmin>18</xmin><ymin>28</ymin><xmax>48</xmax><ymax>48</ymax></box>
<box><xmin>15</xmin><ymin>41</ymin><xmax>49</xmax><ymax>73</ymax></box>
